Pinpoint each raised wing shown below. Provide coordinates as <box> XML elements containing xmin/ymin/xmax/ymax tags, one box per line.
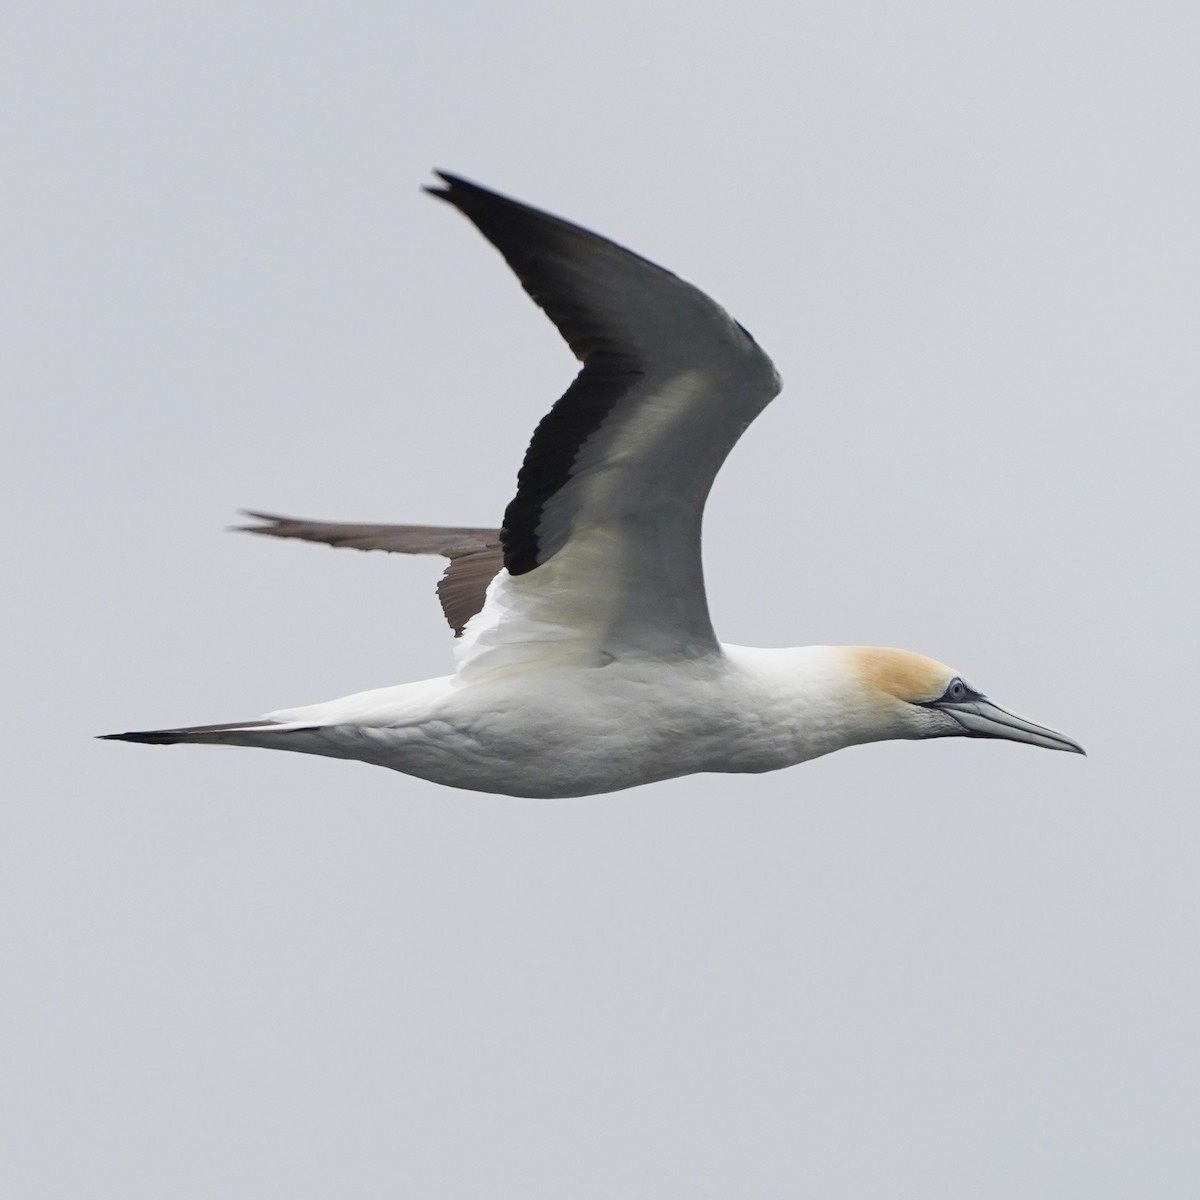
<box><xmin>237</xmin><ymin>511</ymin><xmax>501</xmax><ymax>636</ymax></box>
<box><xmin>428</xmin><ymin>173</ymin><xmax>782</xmax><ymax>674</ymax></box>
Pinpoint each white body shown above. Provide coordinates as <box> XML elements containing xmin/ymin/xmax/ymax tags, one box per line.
<box><xmin>259</xmin><ymin>646</ymin><xmax>901</xmax><ymax>798</ymax></box>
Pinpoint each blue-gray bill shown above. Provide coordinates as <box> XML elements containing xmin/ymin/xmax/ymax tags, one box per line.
<box><xmin>939</xmin><ymin>699</ymin><xmax>1085</xmax><ymax>755</ymax></box>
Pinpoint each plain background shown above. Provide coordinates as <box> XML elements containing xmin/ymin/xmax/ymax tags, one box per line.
<box><xmin>5</xmin><ymin>2</ymin><xmax>1197</xmax><ymax>1196</ymax></box>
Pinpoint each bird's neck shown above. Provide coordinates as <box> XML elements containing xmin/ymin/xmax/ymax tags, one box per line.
<box><xmin>719</xmin><ymin>643</ymin><xmax>908</xmax><ymax>768</ymax></box>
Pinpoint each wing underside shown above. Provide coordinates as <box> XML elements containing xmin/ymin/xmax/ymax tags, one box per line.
<box><xmin>427</xmin><ymin>174</ymin><xmax>782</xmax><ymax>669</ymax></box>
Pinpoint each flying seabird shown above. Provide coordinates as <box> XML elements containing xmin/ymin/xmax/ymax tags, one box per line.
<box><xmin>102</xmin><ymin>173</ymin><xmax>1084</xmax><ymax>797</ymax></box>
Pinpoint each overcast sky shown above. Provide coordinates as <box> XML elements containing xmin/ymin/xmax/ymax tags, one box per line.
<box><xmin>4</xmin><ymin>2</ymin><xmax>1198</xmax><ymax>1196</ymax></box>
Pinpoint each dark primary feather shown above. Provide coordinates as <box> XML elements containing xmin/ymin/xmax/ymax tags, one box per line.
<box><xmin>236</xmin><ymin>511</ymin><xmax>502</xmax><ymax>635</ymax></box>
<box><xmin>426</xmin><ymin>173</ymin><xmax>778</xmax><ymax>580</ymax></box>
<box><xmin>426</xmin><ymin>173</ymin><xmax>647</xmax><ymax>573</ymax></box>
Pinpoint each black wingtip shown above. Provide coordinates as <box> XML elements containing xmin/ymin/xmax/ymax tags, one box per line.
<box><xmin>429</xmin><ymin>169</ymin><xmax>468</xmax><ymax>188</ymax></box>
<box><xmin>424</xmin><ymin>169</ymin><xmax>469</xmax><ymax>204</ymax></box>
<box><xmin>424</xmin><ymin>171</ymin><xmax>522</xmax><ymax>216</ymax></box>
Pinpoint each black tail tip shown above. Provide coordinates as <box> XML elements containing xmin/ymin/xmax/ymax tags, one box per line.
<box><xmin>97</xmin><ymin>719</ymin><xmax>282</xmax><ymax>745</ymax></box>
<box><xmin>97</xmin><ymin>730</ymin><xmax>175</xmax><ymax>744</ymax></box>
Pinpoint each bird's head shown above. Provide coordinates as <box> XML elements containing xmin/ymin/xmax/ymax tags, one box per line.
<box><xmin>844</xmin><ymin>646</ymin><xmax>1085</xmax><ymax>755</ymax></box>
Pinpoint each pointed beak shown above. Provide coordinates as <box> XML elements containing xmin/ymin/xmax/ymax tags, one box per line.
<box><xmin>937</xmin><ymin>698</ymin><xmax>1086</xmax><ymax>755</ymax></box>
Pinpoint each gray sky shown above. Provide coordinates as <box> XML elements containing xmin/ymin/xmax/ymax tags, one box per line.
<box><xmin>5</xmin><ymin>1</ymin><xmax>1198</xmax><ymax>1196</ymax></box>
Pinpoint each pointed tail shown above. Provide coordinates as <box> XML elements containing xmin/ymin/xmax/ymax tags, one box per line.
<box><xmin>98</xmin><ymin>719</ymin><xmax>303</xmax><ymax>746</ymax></box>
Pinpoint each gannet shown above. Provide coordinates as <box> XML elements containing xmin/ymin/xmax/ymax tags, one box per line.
<box><xmin>102</xmin><ymin>172</ymin><xmax>1083</xmax><ymax>797</ymax></box>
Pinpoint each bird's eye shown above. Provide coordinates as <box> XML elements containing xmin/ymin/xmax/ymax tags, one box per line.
<box><xmin>946</xmin><ymin>678</ymin><xmax>968</xmax><ymax>702</ymax></box>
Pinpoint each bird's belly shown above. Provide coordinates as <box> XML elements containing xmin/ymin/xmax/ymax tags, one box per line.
<box><xmin>404</xmin><ymin>710</ymin><xmax>722</xmax><ymax>799</ymax></box>
<box><xmin>321</xmin><ymin>669</ymin><xmax>751</xmax><ymax>798</ymax></box>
